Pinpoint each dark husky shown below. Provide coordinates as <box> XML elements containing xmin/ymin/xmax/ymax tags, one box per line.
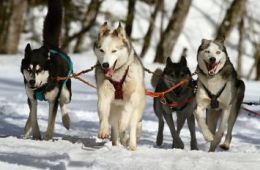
<box><xmin>195</xmin><ymin>37</ymin><xmax>245</xmax><ymax>151</ymax></box>
<box><xmin>21</xmin><ymin>0</ymin><xmax>71</xmax><ymax>140</ymax></box>
<box><xmin>152</xmin><ymin>56</ymin><xmax>198</xmax><ymax>150</ymax></box>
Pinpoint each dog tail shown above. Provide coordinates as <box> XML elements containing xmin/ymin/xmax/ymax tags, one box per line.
<box><xmin>43</xmin><ymin>0</ymin><xmax>62</xmax><ymax>48</ymax></box>
<box><xmin>151</xmin><ymin>68</ymin><xmax>163</xmax><ymax>88</ymax></box>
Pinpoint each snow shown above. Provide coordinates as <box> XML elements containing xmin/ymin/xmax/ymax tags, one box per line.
<box><xmin>1</xmin><ymin>0</ymin><xmax>260</xmax><ymax>169</ymax></box>
<box><xmin>0</xmin><ymin>53</ymin><xmax>260</xmax><ymax>170</ymax></box>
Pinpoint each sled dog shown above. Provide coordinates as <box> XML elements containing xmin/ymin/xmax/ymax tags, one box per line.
<box><xmin>21</xmin><ymin>0</ymin><xmax>71</xmax><ymax>140</ymax></box>
<box><xmin>94</xmin><ymin>22</ymin><xmax>146</xmax><ymax>150</ymax></box>
<box><xmin>152</xmin><ymin>55</ymin><xmax>198</xmax><ymax>150</ymax></box>
<box><xmin>195</xmin><ymin>37</ymin><xmax>245</xmax><ymax>151</ymax></box>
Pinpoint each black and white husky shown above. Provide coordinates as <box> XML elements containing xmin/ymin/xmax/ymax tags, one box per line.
<box><xmin>195</xmin><ymin>37</ymin><xmax>245</xmax><ymax>151</ymax></box>
<box><xmin>21</xmin><ymin>0</ymin><xmax>72</xmax><ymax>140</ymax></box>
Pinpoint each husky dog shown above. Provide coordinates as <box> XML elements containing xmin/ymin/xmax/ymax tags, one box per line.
<box><xmin>21</xmin><ymin>0</ymin><xmax>71</xmax><ymax>140</ymax></box>
<box><xmin>195</xmin><ymin>37</ymin><xmax>245</xmax><ymax>151</ymax></box>
<box><xmin>152</xmin><ymin>56</ymin><xmax>198</xmax><ymax>150</ymax></box>
<box><xmin>94</xmin><ymin>22</ymin><xmax>146</xmax><ymax>150</ymax></box>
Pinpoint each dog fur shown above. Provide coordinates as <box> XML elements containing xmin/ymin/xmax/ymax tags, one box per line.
<box><xmin>93</xmin><ymin>22</ymin><xmax>146</xmax><ymax>150</ymax></box>
<box><xmin>152</xmin><ymin>56</ymin><xmax>198</xmax><ymax>150</ymax></box>
<box><xmin>21</xmin><ymin>0</ymin><xmax>71</xmax><ymax>140</ymax></box>
<box><xmin>195</xmin><ymin>37</ymin><xmax>245</xmax><ymax>151</ymax></box>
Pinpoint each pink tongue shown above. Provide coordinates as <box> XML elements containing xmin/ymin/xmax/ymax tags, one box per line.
<box><xmin>104</xmin><ymin>68</ymin><xmax>114</xmax><ymax>78</ymax></box>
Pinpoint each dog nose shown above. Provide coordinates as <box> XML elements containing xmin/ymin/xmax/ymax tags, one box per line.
<box><xmin>102</xmin><ymin>63</ymin><xmax>109</xmax><ymax>69</ymax></box>
<box><xmin>209</xmin><ymin>57</ymin><xmax>216</xmax><ymax>64</ymax></box>
<box><xmin>29</xmin><ymin>80</ymin><xmax>35</xmax><ymax>86</ymax></box>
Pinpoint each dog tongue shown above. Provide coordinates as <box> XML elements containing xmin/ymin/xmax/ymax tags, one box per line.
<box><xmin>104</xmin><ymin>68</ymin><xmax>114</xmax><ymax>78</ymax></box>
<box><xmin>208</xmin><ymin>63</ymin><xmax>218</xmax><ymax>76</ymax></box>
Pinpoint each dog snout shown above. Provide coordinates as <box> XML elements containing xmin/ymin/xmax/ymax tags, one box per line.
<box><xmin>29</xmin><ymin>80</ymin><xmax>35</xmax><ymax>86</ymax></box>
<box><xmin>102</xmin><ymin>62</ymin><xmax>109</xmax><ymax>69</ymax></box>
<box><xmin>209</xmin><ymin>57</ymin><xmax>216</xmax><ymax>64</ymax></box>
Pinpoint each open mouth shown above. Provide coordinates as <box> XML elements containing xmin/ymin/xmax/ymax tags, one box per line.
<box><xmin>204</xmin><ymin>60</ymin><xmax>220</xmax><ymax>76</ymax></box>
<box><xmin>103</xmin><ymin>60</ymin><xmax>117</xmax><ymax>78</ymax></box>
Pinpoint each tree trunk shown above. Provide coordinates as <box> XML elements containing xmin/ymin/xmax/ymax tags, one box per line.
<box><xmin>62</xmin><ymin>0</ymin><xmax>102</xmax><ymax>51</ymax></box>
<box><xmin>0</xmin><ymin>0</ymin><xmax>27</xmax><ymax>54</ymax></box>
<box><xmin>125</xmin><ymin>0</ymin><xmax>136</xmax><ymax>37</ymax></box>
<box><xmin>73</xmin><ymin>0</ymin><xmax>102</xmax><ymax>53</ymax></box>
<box><xmin>215</xmin><ymin>0</ymin><xmax>246</xmax><ymax>40</ymax></box>
<box><xmin>140</xmin><ymin>0</ymin><xmax>161</xmax><ymax>58</ymax></box>
<box><xmin>255</xmin><ymin>45</ymin><xmax>260</xmax><ymax>80</ymax></box>
<box><xmin>237</xmin><ymin>17</ymin><xmax>244</xmax><ymax>78</ymax></box>
<box><xmin>153</xmin><ymin>0</ymin><xmax>192</xmax><ymax>63</ymax></box>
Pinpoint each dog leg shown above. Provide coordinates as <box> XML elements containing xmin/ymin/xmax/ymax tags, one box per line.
<box><xmin>98</xmin><ymin>96</ymin><xmax>112</xmax><ymax>139</ymax></box>
<box><xmin>187</xmin><ymin>114</ymin><xmax>198</xmax><ymax>150</ymax></box>
<box><xmin>30</xmin><ymin>99</ymin><xmax>41</xmax><ymax>140</ymax></box>
<box><xmin>176</xmin><ymin>112</ymin><xmax>186</xmax><ymax>135</ymax></box>
<box><xmin>45</xmin><ymin>101</ymin><xmax>58</xmax><ymax>140</ymax></box>
<box><xmin>24</xmin><ymin>98</ymin><xmax>32</xmax><ymax>138</ymax></box>
<box><xmin>209</xmin><ymin>107</ymin><xmax>231</xmax><ymax>152</ymax></box>
<box><xmin>154</xmin><ymin>99</ymin><xmax>164</xmax><ymax>146</ymax></box>
<box><xmin>162</xmin><ymin>107</ymin><xmax>184</xmax><ymax>149</ymax></box>
<box><xmin>60</xmin><ymin>85</ymin><xmax>71</xmax><ymax>130</ymax></box>
<box><xmin>206</xmin><ymin>109</ymin><xmax>220</xmax><ymax>135</ymax></box>
<box><xmin>109</xmin><ymin>107</ymin><xmax>120</xmax><ymax>146</ymax></box>
<box><xmin>220</xmin><ymin>104</ymin><xmax>238</xmax><ymax>150</ymax></box>
<box><xmin>195</xmin><ymin>105</ymin><xmax>214</xmax><ymax>142</ymax></box>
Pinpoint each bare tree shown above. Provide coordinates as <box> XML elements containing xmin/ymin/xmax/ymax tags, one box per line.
<box><xmin>215</xmin><ymin>0</ymin><xmax>246</xmax><ymax>40</ymax></box>
<box><xmin>140</xmin><ymin>0</ymin><xmax>161</xmax><ymax>58</ymax></box>
<box><xmin>73</xmin><ymin>0</ymin><xmax>102</xmax><ymax>53</ymax></box>
<box><xmin>237</xmin><ymin>16</ymin><xmax>245</xmax><ymax>78</ymax></box>
<box><xmin>0</xmin><ymin>0</ymin><xmax>28</xmax><ymax>54</ymax></box>
<box><xmin>62</xmin><ymin>0</ymin><xmax>102</xmax><ymax>51</ymax></box>
<box><xmin>153</xmin><ymin>0</ymin><xmax>192</xmax><ymax>63</ymax></box>
<box><xmin>125</xmin><ymin>0</ymin><xmax>137</xmax><ymax>37</ymax></box>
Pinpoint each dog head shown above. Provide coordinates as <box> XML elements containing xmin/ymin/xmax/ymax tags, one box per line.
<box><xmin>197</xmin><ymin>37</ymin><xmax>228</xmax><ymax>76</ymax></box>
<box><xmin>94</xmin><ymin>22</ymin><xmax>131</xmax><ymax>78</ymax></box>
<box><xmin>21</xmin><ymin>43</ymin><xmax>50</xmax><ymax>89</ymax></box>
<box><xmin>163</xmin><ymin>56</ymin><xmax>191</xmax><ymax>88</ymax></box>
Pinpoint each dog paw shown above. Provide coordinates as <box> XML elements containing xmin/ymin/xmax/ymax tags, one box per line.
<box><xmin>203</xmin><ymin>130</ymin><xmax>214</xmax><ymax>142</ymax></box>
<box><xmin>128</xmin><ymin>145</ymin><xmax>137</xmax><ymax>151</ymax></box>
<box><xmin>32</xmin><ymin>133</ymin><xmax>42</xmax><ymax>140</ymax></box>
<box><xmin>62</xmin><ymin>114</ymin><xmax>70</xmax><ymax>130</ymax></box>
<box><xmin>173</xmin><ymin>140</ymin><xmax>184</xmax><ymax>149</ymax></box>
<box><xmin>98</xmin><ymin>130</ymin><xmax>109</xmax><ymax>139</ymax></box>
<box><xmin>219</xmin><ymin>144</ymin><xmax>229</xmax><ymax>151</ymax></box>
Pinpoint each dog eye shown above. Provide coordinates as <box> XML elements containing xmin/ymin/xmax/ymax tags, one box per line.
<box><xmin>216</xmin><ymin>51</ymin><xmax>221</xmax><ymax>54</ymax></box>
<box><xmin>27</xmin><ymin>68</ymin><xmax>32</xmax><ymax>72</ymax></box>
<box><xmin>99</xmin><ymin>49</ymin><xmax>104</xmax><ymax>53</ymax></box>
<box><xmin>112</xmin><ymin>50</ymin><xmax>117</xmax><ymax>53</ymax></box>
<box><xmin>204</xmin><ymin>50</ymin><xmax>210</xmax><ymax>53</ymax></box>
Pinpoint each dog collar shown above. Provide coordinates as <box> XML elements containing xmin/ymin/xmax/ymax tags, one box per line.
<box><xmin>106</xmin><ymin>66</ymin><xmax>129</xmax><ymax>100</ymax></box>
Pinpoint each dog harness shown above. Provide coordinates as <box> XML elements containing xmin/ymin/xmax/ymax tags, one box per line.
<box><xmin>106</xmin><ymin>66</ymin><xmax>129</xmax><ymax>100</ymax></box>
<box><xmin>200</xmin><ymin>81</ymin><xmax>227</xmax><ymax>109</ymax></box>
<box><xmin>35</xmin><ymin>49</ymin><xmax>73</xmax><ymax>101</ymax></box>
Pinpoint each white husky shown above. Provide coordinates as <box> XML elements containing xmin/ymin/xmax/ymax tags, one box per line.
<box><xmin>94</xmin><ymin>22</ymin><xmax>146</xmax><ymax>150</ymax></box>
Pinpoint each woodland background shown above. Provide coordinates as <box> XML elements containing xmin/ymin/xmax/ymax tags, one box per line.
<box><xmin>0</xmin><ymin>0</ymin><xmax>259</xmax><ymax>79</ymax></box>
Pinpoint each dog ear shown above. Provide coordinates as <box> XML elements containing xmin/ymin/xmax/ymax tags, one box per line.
<box><xmin>112</xmin><ymin>22</ymin><xmax>126</xmax><ymax>39</ymax></box>
<box><xmin>201</xmin><ymin>39</ymin><xmax>211</xmax><ymax>45</ymax></box>
<box><xmin>166</xmin><ymin>57</ymin><xmax>173</xmax><ymax>65</ymax></box>
<box><xmin>99</xmin><ymin>22</ymin><xmax>110</xmax><ymax>37</ymax></box>
<box><xmin>180</xmin><ymin>56</ymin><xmax>187</xmax><ymax>66</ymax></box>
<box><xmin>215</xmin><ymin>35</ymin><xmax>225</xmax><ymax>44</ymax></box>
<box><xmin>25</xmin><ymin>43</ymin><xmax>31</xmax><ymax>59</ymax></box>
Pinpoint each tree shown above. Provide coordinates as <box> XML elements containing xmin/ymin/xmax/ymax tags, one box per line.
<box><xmin>125</xmin><ymin>0</ymin><xmax>137</xmax><ymax>37</ymax></box>
<box><xmin>140</xmin><ymin>0</ymin><xmax>161</xmax><ymax>58</ymax></box>
<box><xmin>153</xmin><ymin>0</ymin><xmax>192</xmax><ymax>63</ymax></box>
<box><xmin>0</xmin><ymin>0</ymin><xmax>28</xmax><ymax>54</ymax></box>
<box><xmin>215</xmin><ymin>0</ymin><xmax>246</xmax><ymax>40</ymax></box>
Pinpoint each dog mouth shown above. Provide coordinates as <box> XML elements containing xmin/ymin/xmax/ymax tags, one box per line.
<box><xmin>204</xmin><ymin>60</ymin><xmax>220</xmax><ymax>76</ymax></box>
<box><xmin>103</xmin><ymin>60</ymin><xmax>117</xmax><ymax>78</ymax></box>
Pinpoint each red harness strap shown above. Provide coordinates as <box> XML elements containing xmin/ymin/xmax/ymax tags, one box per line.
<box><xmin>107</xmin><ymin>66</ymin><xmax>129</xmax><ymax>100</ymax></box>
<box><xmin>162</xmin><ymin>97</ymin><xmax>194</xmax><ymax>108</ymax></box>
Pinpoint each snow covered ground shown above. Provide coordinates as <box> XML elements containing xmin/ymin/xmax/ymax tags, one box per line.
<box><xmin>0</xmin><ymin>53</ymin><xmax>259</xmax><ymax>170</ymax></box>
